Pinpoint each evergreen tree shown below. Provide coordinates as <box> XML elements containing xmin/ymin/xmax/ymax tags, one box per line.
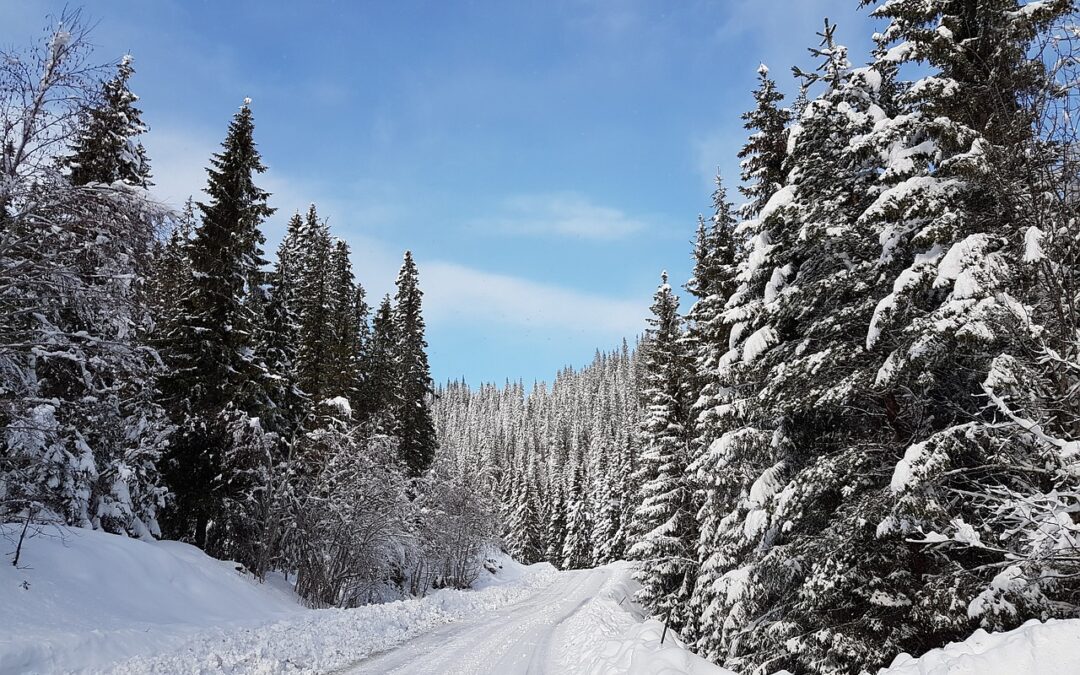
<box><xmin>628</xmin><ymin>272</ymin><xmax>696</xmax><ymax>631</ymax></box>
<box><xmin>359</xmin><ymin>295</ymin><xmax>400</xmax><ymax>433</ymax></box>
<box><xmin>159</xmin><ymin>99</ymin><xmax>275</xmax><ymax>553</ymax></box>
<box><xmin>294</xmin><ymin>204</ymin><xmax>334</xmax><ymax>404</ymax></box>
<box><xmin>66</xmin><ymin>55</ymin><xmax>151</xmax><ymax>188</ymax></box>
<box><xmin>561</xmin><ymin>459</ymin><xmax>592</xmax><ymax>569</ymax></box>
<box><xmin>393</xmin><ymin>252</ymin><xmax>437</xmax><ymax>476</ymax></box>
<box><xmin>737</xmin><ymin>63</ymin><xmax>791</xmax><ymax>218</ymax></box>
<box><xmin>325</xmin><ymin>239</ymin><xmax>362</xmax><ymax>401</ymax></box>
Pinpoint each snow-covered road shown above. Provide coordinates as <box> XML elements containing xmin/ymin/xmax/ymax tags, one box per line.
<box><xmin>345</xmin><ymin>567</ymin><xmax>611</xmax><ymax>674</ymax></box>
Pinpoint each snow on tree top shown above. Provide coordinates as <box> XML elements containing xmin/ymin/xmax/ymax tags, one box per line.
<box><xmin>757</xmin><ymin>63</ymin><xmax>769</xmax><ymax>75</ymax></box>
<box><xmin>122</xmin><ymin>54</ymin><xmax>134</xmax><ymax>66</ymax></box>
<box><xmin>243</xmin><ymin>97</ymin><xmax>252</xmax><ymax>106</ymax></box>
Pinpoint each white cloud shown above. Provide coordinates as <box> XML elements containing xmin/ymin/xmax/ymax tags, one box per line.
<box><xmin>475</xmin><ymin>193</ymin><xmax>649</xmax><ymax>240</ymax></box>
<box><xmin>421</xmin><ymin>260</ymin><xmax>644</xmax><ymax>335</ymax></box>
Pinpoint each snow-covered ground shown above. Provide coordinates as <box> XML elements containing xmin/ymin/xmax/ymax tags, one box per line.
<box><xmin>3</xmin><ymin>523</ymin><xmax>1080</xmax><ymax>675</ymax></box>
<box><xmin>875</xmin><ymin>619</ymin><xmax>1080</xmax><ymax>675</ymax></box>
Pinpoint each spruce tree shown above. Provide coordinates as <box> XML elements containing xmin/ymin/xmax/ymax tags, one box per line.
<box><xmin>737</xmin><ymin>63</ymin><xmax>791</xmax><ymax>218</ymax></box>
<box><xmin>359</xmin><ymin>295</ymin><xmax>399</xmax><ymax>433</ymax></box>
<box><xmin>393</xmin><ymin>251</ymin><xmax>438</xmax><ymax>476</ymax></box>
<box><xmin>628</xmin><ymin>272</ymin><xmax>696</xmax><ymax>631</ymax></box>
<box><xmin>294</xmin><ymin>204</ymin><xmax>334</xmax><ymax>404</ymax></box>
<box><xmin>561</xmin><ymin>458</ymin><xmax>593</xmax><ymax>570</ymax></box>
<box><xmin>325</xmin><ymin>239</ymin><xmax>362</xmax><ymax>401</ymax></box>
<box><xmin>66</xmin><ymin>55</ymin><xmax>151</xmax><ymax>188</ymax></box>
<box><xmin>160</xmin><ymin>99</ymin><xmax>275</xmax><ymax>551</ymax></box>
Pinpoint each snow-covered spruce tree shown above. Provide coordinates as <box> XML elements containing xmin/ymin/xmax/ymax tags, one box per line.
<box><xmin>737</xmin><ymin>63</ymin><xmax>792</xmax><ymax>219</ymax></box>
<box><xmin>393</xmin><ymin>251</ymin><xmax>438</xmax><ymax>477</ymax></box>
<box><xmin>684</xmin><ymin>21</ymin><xmax>896</xmax><ymax>669</ymax></box>
<box><xmin>159</xmin><ymin>99</ymin><xmax>276</xmax><ymax>558</ymax></box>
<box><xmin>686</xmin><ymin>67</ymin><xmax>797</xmax><ymax>660</ymax></box>
<box><xmin>65</xmin><ymin>55</ymin><xmax>151</xmax><ymax>188</ymax></box>
<box><xmin>561</xmin><ymin>455</ymin><xmax>592</xmax><ymax>569</ymax></box>
<box><xmin>628</xmin><ymin>272</ymin><xmax>696</xmax><ymax>631</ymax></box>
<box><xmin>686</xmin><ymin>5</ymin><xmax>1080</xmax><ymax>673</ymax></box>
<box><xmin>683</xmin><ymin>176</ymin><xmax>740</xmax><ymax>645</ymax></box>
<box><xmin>293</xmin><ymin>204</ymin><xmax>334</xmax><ymax>404</ymax></box>
<box><xmin>149</xmin><ymin>197</ymin><xmax>195</xmax><ymax>334</ymax></box>
<box><xmin>1</xmin><ymin>22</ymin><xmax>170</xmax><ymax>539</ymax></box>
<box><xmin>506</xmin><ymin>463</ymin><xmax>545</xmax><ymax>563</ymax></box>
<box><xmin>848</xmin><ymin>0</ymin><xmax>1080</xmax><ymax>661</ymax></box>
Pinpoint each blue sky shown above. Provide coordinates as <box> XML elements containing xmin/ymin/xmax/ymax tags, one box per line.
<box><xmin>5</xmin><ymin>1</ymin><xmax>877</xmax><ymax>386</ymax></box>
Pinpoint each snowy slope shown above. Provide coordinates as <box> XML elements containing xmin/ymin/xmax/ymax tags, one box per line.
<box><xmin>5</xmin><ymin>524</ymin><xmax>1079</xmax><ymax>675</ymax></box>
<box><xmin>0</xmin><ymin>524</ymin><xmax>302</xmax><ymax>674</ymax></box>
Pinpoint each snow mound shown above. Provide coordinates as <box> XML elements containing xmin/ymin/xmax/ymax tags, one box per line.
<box><xmin>878</xmin><ymin>619</ymin><xmax>1080</xmax><ymax>675</ymax></box>
<box><xmin>556</xmin><ymin>561</ymin><xmax>732</xmax><ymax>675</ymax></box>
<box><xmin>0</xmin><ymin>524</ymin><xmax>302</xmax><ymax>674</ymax></box>
<box><xmin>473</xmin><ymin>548</ymin><xmax>555</xmax><ymax>590</ymax></box>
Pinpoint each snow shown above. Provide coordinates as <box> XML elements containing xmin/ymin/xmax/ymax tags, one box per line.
<box><xmin>742</xmin><ymin>325</ymin><xmax>777</xmax><ymax>364</ymax></box>
<box><xmin>7</xmin><ymin>528</ymin><xmax>1080</xmax><ymax>675</ymax></box>
<box><xmin>0</xmin><ymin>524</ymin><xmax>301</xmax><ymax>673</ymax></box>
<box><xmin>322</xmin><ymin>395</ymin><xmax>352</xmax><ymax>417</ymax></box>
<box><xmin>557</xmin><ymin>562</ymin><xmax>732</xmax><ymax>675</ymax></box>
<box><xmin>757</xmin><ymin>185</ymin><xmax>796</xmax><ymax>225</ymax></box>
<box><xmin>890</xmin><ymin>439</ymin><xmax>927</xmax><ymax>493</ymax></box>
<box><xmin>878</xmin><ymin>619</ymin><xmax>1080</xmax><ymax>675</ymax></box>
<box><xmin>1023</xmin><ymin>226</ymin><xmax>1045</xmax><ymax>263</ymax></box>
<box><xmin>0</xmin><ymin>526</ymin><xmax>726</xmax><ymax>675</ymax></box>
<box><xmin>0</xmin><ymin>524</ymin><xmax>557</xmax><ymax>674</ymax></box>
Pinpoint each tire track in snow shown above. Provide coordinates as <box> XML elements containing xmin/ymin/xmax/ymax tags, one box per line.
<box><xmin>344</xmin><ymin>567</ymin><xmax>611</xmax><ymax>674</ymax></box>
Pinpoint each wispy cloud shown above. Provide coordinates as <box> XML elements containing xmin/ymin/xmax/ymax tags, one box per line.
<box><xmin>474</xmin><ymin>193</ymin><xmax>649</xmax><ymax>240</ymax></box>
<box><xmin>422</xmin><ymin>261</ymin><xmax>644</xmax><ymax>335</ymax></box>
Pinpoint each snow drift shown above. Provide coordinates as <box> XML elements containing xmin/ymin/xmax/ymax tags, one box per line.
<box><xmin>876</xmin><ymin>618</ymin><xmax>1080</xmax><ymax>675</ymax></box>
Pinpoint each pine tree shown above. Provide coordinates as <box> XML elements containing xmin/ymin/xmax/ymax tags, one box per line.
<box><xmin>393</xmin><ymin>251</ymin><xmax>438</xmax><ymax>476</ymax></box>
<box><xmin>294</xmin><ymin>204</ymin><xmax>334</xmax><ymax>404</ymax></box>
<box><xmin>359</xmin><ymin>295</ymin><xmax>399</xmax><ymax>433</ymax></box>
<box><xmin>159</xmin><ymin>99</ymin><xmax>275</xmax><ymax>552</ymax></box>
<box><xmin>628</xmin><ymin>272</ymin><xmax>696</xmax><ymax>631</ymax></box>
<box><xmin>737</xmin><ymin>63</ymin><xmax>791</xmax><ymax>219</ymax></box>
<box><xmin>66</xmin><ymin>55</ymin><xmax>151</xmax><ymax>188</ymax></box>
<box><xmin>561</xmin><ymin>458</ymin><xmax>593</xmax><ymax>569</ymax></box>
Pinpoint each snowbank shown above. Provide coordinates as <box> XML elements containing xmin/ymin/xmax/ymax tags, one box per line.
<box><xmin>0</xmin><ymin>525</ymin><xmax>556</xmax><ymax>674</ymax></box>
<box><xmin>555</xmin><ymin>561</ymin><xmax>733</xmax><ymax>675</ymax></box>
<box><xmin>878</xmin><ymin>618</ymin><xmax>1080</xmax><ymax>675</ymax></box>
<box><xmin>0</xmin><ymin>524</ymin><xmax>302</xmax><ymax>674</ymax></box>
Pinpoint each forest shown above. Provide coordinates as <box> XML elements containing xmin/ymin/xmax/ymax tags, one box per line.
<box><xmin>3</xmin><ymin>1</ymin><xmax>1080</xmax><ymax>674</ymax></box>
